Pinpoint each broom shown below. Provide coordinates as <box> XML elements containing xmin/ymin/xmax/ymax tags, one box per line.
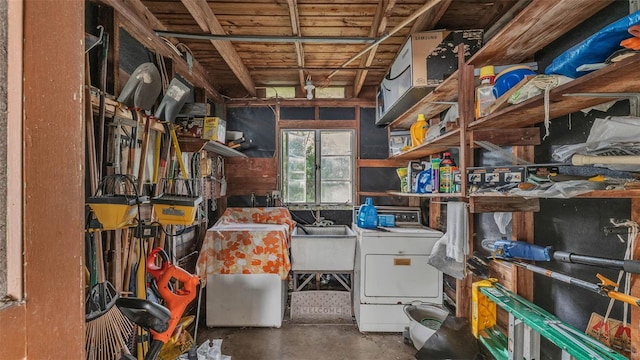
<box><xmin>85</xmin><ymin>231</ymin><xmax>134</xmax><ymax>360</ymax></box>
<box><xmin>84</xmin><ymin>31</ymin><xmax>134</xmax><ymax>360</ymax></box>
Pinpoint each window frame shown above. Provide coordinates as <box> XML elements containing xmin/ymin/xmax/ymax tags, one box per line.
<box><xmin>280</xmin><ymin>128</ymin><xmax>355</xmax><ymax>208</ymax></box>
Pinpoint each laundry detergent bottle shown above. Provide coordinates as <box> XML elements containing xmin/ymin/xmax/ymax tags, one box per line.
<box><xmin>357</xmin><ymin>197</ymin><xmax>379</xmax><ymax>229</ymax></box>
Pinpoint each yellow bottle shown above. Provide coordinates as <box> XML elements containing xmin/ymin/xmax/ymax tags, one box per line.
<box><xmin>410</xmin><ymin>113</ymin><xmax>428</xmax><ymax>148</ymax></box>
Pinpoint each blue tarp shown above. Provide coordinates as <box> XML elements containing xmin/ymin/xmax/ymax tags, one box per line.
<box><xmin>545</xmin><ymin>10</ymin><xmax>640</xmax><ymax>78</ymax></box>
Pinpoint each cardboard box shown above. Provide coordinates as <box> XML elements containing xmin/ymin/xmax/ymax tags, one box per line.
<box><xmin>526</xmin><ymin>165</ymin><xmax>559</xmax><ymax>179</ymax></box>
<box><xmin>467</xmin><ymin>166</ymin><xmax>525</xmax><ymax>186</ymax></box>
<box><xmin>376</xmin><ymin>29</ymin><xmax>483</xmax><ymax>124</ymax></box>
<box><xmin>407</xmin><ymin>160</ymin><xmax>429</xmax><ymax>193</ymax></box>
<box><xmin>389</xmin><ymin>130</ymin><xmax>411</xmax><ymax>157</ymax></box>
<box><xmin>202</xmin><ymin>117</ymin><xmax>226</xmax><ymax>143</ymax></box>
<box><xmin>178</xmin><ymin>117</ymin><xmax>204</xmax><ymax>137</ymax></box>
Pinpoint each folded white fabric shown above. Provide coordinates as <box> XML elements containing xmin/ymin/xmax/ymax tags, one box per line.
<box><xmin>427</xmin><ymin>201</ymin><xmax>469</xmax><ymax>279</ymax></box>
<box><xmin>445</xmin><ymin>202</ymin><xmax>469</xmax><ymax>263</ymax></box>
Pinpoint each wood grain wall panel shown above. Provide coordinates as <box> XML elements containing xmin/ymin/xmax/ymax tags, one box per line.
<box><xmin>0</xmin><ymin>304</ymin><xmax>26</xmax><ymax>359</ymax></box>
<box><xmin>226</xmin><ymin>157</ymin><xmax>277</xmax><ymax>195</ymax></box>
<box><xmin>22</xmin><ymin>0</ymin><xmax>85</xmax><ymax>358</ymax></box>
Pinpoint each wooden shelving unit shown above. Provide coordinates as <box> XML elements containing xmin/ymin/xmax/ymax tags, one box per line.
<box><xmin>386</xmin><ymin>190</ymin><xmax>463</xmax><ymax>198</ymax></box>
<box><xmin>380</xmin><ymin>2</ymin><xmax>640</xmax><ymax>345</ymax></box>
<box><xmin>178</xmin><ymin>137</ymin><xmax>247</xmax><ymax>158</ymax></box>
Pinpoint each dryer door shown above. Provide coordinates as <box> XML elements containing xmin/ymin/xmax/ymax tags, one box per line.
<box><xmin>364</xmin><ymin>254</ymin><xmax>440</xmax><ymax>299</ymax></box>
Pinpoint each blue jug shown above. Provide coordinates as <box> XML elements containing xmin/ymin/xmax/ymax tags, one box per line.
<box><xmin>357</xmin><ymin>198</ymin><xmax>378</xmax><ymax>229</ymax></box>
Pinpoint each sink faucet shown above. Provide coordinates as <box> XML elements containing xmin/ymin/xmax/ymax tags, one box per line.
<box><xmin>313</xmin><ymin>217</ymin><xmax>335</xmax><ymax>227</ymax></box>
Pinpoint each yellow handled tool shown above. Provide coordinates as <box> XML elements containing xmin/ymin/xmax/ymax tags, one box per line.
<box><xmin>168</xmin><ymin>125</ymin><xmax>189</xmax><ymax>179</ymax></box>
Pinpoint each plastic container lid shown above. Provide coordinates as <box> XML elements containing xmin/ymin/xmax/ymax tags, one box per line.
<box><xmin>479</xmin><ymin>65</ymin><xmax>495</xmax><ymax>79</ymax></box>
<box><xmin>417</xmin><ymin>113</ymin><xmax>426</xmax><ymax>121</ymax></box>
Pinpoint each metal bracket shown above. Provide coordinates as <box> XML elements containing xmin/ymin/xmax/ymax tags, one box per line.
<box><xmin>563</xmin><ymin>92</ymin><xmax>640</xmax><ymax>117</ymax></box>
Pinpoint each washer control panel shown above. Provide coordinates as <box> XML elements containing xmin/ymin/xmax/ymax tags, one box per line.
<box><xmin>353</xmin><ymin>206</ymin><xmax>422</xmax><ymax>226</ymax></box>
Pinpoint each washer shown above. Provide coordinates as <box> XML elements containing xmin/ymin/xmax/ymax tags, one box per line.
<box><xmin>352</xmin><ymin>206</ymin><xmax>443</xmax><ymax>332</ymax></box>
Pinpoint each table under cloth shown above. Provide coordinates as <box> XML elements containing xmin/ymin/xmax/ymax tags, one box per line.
<box><xmin>196</xmin><ymin>207</ymin><xmax>295</xmax><ymax>284</ymax></box>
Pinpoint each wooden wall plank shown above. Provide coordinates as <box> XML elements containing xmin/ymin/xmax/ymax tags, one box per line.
<box><xmin>23</xmin><ymin>0</ymin><xmax>85</xmax><ymax>358</ymax></box>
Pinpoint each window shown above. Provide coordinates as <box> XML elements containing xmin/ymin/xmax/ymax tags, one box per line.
<box><xmin>281</xmin><ymin>129</ymin><xmax>354</xmax><ymax>206</ymax></box>
<box><xmin>265</xmin><ymin>86</ymin><xmax>296</xmax><ymax>99</ymax></box>
<box><xmin>315</xmin><ymin>87</ymin><xmax>345</xmax><ymax>99</ymax></box>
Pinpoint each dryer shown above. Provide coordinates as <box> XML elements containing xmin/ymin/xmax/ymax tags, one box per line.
<box><xmin>352</xmin><ymin>206</ymin><xmax>443</xmax><ymax>332</ymax></box>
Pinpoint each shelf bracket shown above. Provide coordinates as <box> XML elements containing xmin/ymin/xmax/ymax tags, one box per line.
<box><xmin>563</xmin><ymin>92</ymin><xmax>640</xmax><ymax>117</ymax></box>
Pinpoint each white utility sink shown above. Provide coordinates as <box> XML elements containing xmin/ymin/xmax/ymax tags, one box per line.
<box><xmin>290</xmin><ymin>225</ymin><xmax>357</xmax><ymax>271</ymax></box>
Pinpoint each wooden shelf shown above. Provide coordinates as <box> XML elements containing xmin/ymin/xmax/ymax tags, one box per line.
<box><xmin>386</xmin><ymin>191</ymin><xmax>464</xmax><ymax>198</ymax></box>
<box><xmin>467</xmin><ymin>1</ymin><xmax>613</xmax><ymax>67</ymax></box>
<box><xmin>387</xmin><ymin>71</ymin><xmax>460</xmax><ymax>130</ymax></box>
<box><xmin>391</xmin><ymin>129</ymin><xmax>460</xmax><ymax>160</ymax></box>
<box><xmin>469</xmin><ymin>189</ymin><xmax>640</xmax><ymax>200</ymax></box>
<box><xmin>178</xmin><ymin>137</ymin><xmax>247</xmax><ymax>157</ymax></box>
<box><xmin>469</xmin><ymin>53</ymin><xmax>640</xmax><ymax>130</ymax></box>
<box><xmin>384</xmin><ymin>1</ymin><xmax>612</xmax><ymax>132</ymax></box>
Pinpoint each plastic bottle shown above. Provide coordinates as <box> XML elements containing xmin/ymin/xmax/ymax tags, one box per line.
<box><xmin>410</xmin><ymin>113</ymin><xmax>429</xmax><ymax>148</ymax></box>
<box><xmin>439</xmin><ymin>152</ymin><xmax>457</xmax><ymax>193</ymax></box>
<box><xmin>415</xmin><ymin>167</ymin><xmax>432</xmax><ymax>194</ymax></box>
<box><xmin>475</xmin><ymin>65</ymin><xmax>496</xmax><ymax>119</ymax></box>
<box><xmin>357</xmin><ymin>197</ymin><xmax>379</xmax><ymax>229</ymax></box>
<box><xmin>431</xmin><ymin>158</ymin><xmax>441</xmax><ymax>194</ymax></box>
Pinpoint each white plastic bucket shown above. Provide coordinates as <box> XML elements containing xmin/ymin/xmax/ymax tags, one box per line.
<box><xmin>403</xmin><ymin>304</ymin><xmax>450</xmax><ymax>350</ymax></box>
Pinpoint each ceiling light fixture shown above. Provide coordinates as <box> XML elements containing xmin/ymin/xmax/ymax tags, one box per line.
<box><xmin>304</xmin><ymin>76</ymin><xmax>315</xmax><ymax>100</ymax></box>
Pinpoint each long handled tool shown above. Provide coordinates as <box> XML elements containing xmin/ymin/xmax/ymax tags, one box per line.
<box><xmin>471</xmin><ymin>250</ymin><xmax>640</xmax><ymax>308</ymax></box>
<box><xmin>509</xmin><ymin>260</ymin><xmax>640</xmax><ymax>307</ymax></box>
<box><xmin>482</xmin><ymin>239</ymin><xmax>640</xmax><ymax>274</ymax></box>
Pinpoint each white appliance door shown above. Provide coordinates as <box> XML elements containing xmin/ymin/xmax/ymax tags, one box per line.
<box><xmin>364</xmin><ymin>254</ymin><xmax>439</xmax><ymax>298</ymax></box>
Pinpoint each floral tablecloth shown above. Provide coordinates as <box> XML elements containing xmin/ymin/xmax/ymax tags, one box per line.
<box><xmin>196</xmin><ymin>207</ymin><xmax>294</xmax><ymax>283</ymax></box>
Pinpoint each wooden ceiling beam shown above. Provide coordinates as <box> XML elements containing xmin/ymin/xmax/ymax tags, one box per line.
<box><xmin>180</xmin><ymin>0</ymin><xmax>256</xmax><ymax>96</ymax></box>
<box><xmin>286</xmin><ymin>0</ymin><xmax>305</xmax><ymax>89</ymax></box>
<box><xmin>100</xmin><ymin>0</ymin><xmax>224</xmax><ymax>102</ymax></box>
<box><xmin>353</xmin><ymin>0</ymin><xmax>394</xmax><ymax>97</ymax></box>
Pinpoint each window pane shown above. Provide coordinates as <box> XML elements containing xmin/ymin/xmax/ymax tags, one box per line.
<box><xmin>315</xmin><ymin>87</ymin><xmax>345</xmax><ymax>99</ymax></box>
<box><xmin>321</xmin><ymin>156</ymin><xmax>351</xmax><ymax>180</ymax></box>
<box><xmin>282</xmin><ymin>129</ymin><xmax>353</xmax><ymax>205</ymax></box>
<box><xmin>321</xmin><ymin>181</ymin><xmax>351</xmax><ymax>203</ymax></box>
<box><xmin>282</xmin><ymin>131</ymin><xmax>315</xmax><ymax>203</ymax></box>
<box><xmin>321</xmin><ymin>131</ymin><xmax>352</xmax><ymax>156</ymax></box>
<box><xmin>266</xmin><ymin>87</ymin><xmax>295</xmax><ymax>98</ymax></box>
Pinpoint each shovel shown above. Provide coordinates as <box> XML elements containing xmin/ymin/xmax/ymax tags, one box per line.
<box><xmin>154</xmin><ymin>76</ymin><xmax>191</xmax><ymax>124</ymax></box>
<box><xmin>117</xmin><ymin>62</ymin><xmax>162</xmax><ymax>111</ymax></box>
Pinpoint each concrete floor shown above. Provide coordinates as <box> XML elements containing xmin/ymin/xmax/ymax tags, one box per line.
<box><xmin>196</xmin><ymin>321</ymin><xmax>417</xmax><ymax>360</ymax></box>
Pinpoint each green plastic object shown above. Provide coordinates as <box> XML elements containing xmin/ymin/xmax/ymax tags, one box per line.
<box><xmin>478</xmin><ymin>283</ymin><xmax>626</xmax><ymax>360</ymax></box>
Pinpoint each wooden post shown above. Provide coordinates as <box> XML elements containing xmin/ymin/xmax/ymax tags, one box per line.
<box><xmin>631</xmin><ymin>198</ymin><xmax>639</xmax><ymax>360</ymax></box>
<box><xmin>455</xmin><ymin>44</ymin><xmax>474</xmax><ymax>319</ymax></box>
<box><xmin>511</xmin><ymin>145</ymin><xmax>535</xmax><ymax>301</ymax></box>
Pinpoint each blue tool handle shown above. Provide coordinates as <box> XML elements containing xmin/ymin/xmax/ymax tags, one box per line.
<box><xmin>494</xmin><ymin>240</ymin><xmax>551</xmax><ymax>261</ymax></box>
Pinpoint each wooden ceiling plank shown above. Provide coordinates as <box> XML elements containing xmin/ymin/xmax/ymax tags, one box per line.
<box><xmin>353</xmin><ymin>0</ymin><xmax>387</xmax><ymax>96</ymax></box>
<box><xmin>180</xmin><ymin>0</ymin><xmax>257</xmax><ymax>96</ymax></box>
<box><xmin>329</xmin><ymin>0</ymin><xmax>443</xmax><ymax>80</ymax></box>
<box><xmin>409</xmin><ymin>0</ymin><xmax>451</xmax><ymax>33</ymax></box>
<box><xmin>100</xmin><ymin>0</ymin><xmax>223</xmax><ymax>102</ymax></box>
